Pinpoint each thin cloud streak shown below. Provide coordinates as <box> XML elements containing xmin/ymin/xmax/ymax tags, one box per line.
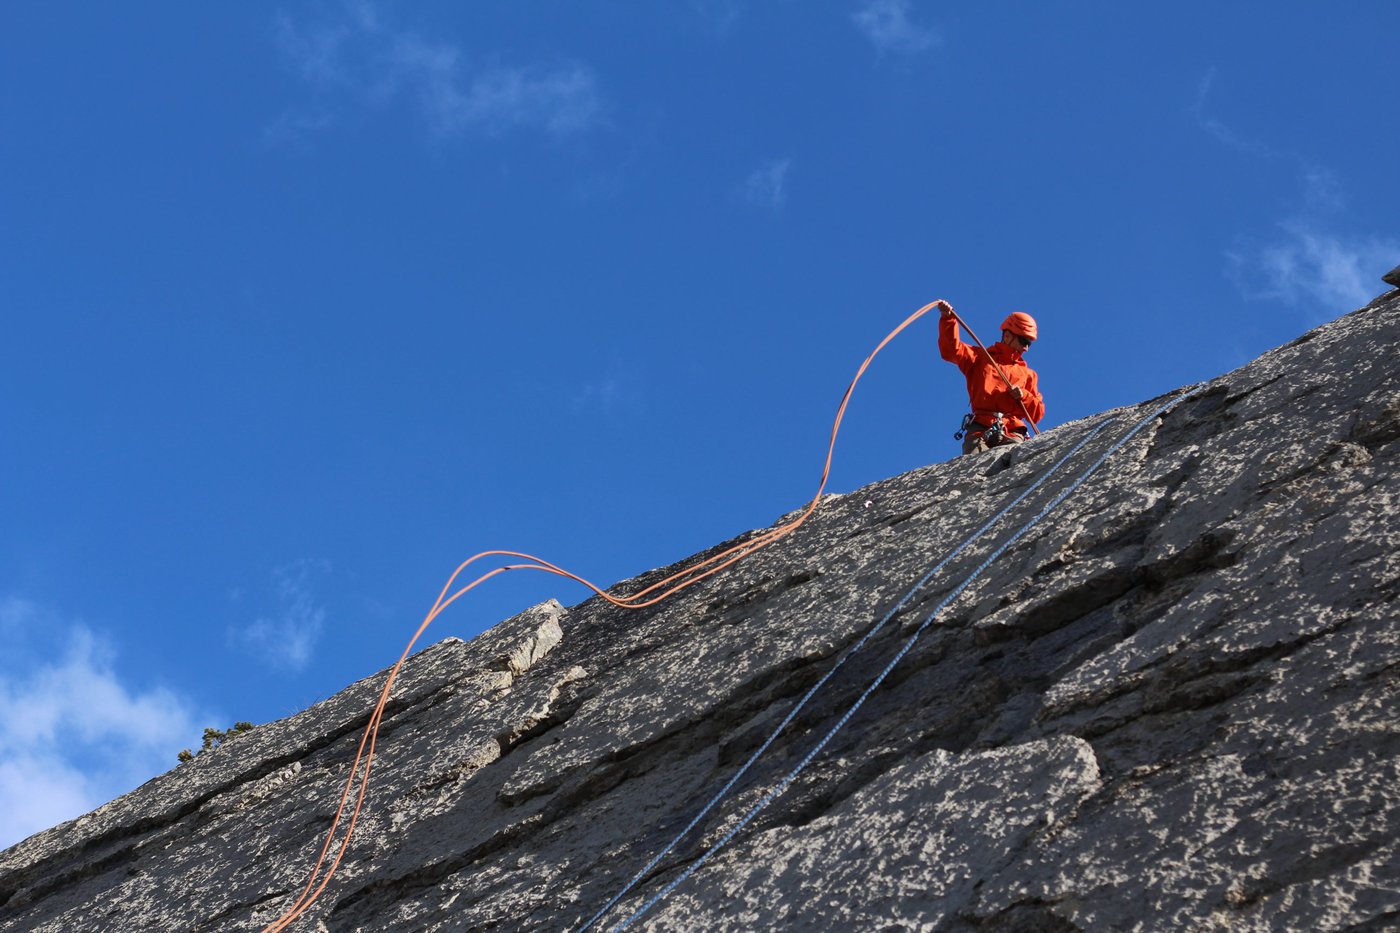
<box><xmin>1194</xmin><ymin>69</ymin><xmax>1393</xmax><ymax>314</ymax></box>
<box><xmin>231</xmin><ymin>559</ymin><xmax>331</xmax><ymax>671</ymax></box>
<box><xmin>570</xmin><ymin>349</ymin><xmax>637</xmax><ymax>417</ymax></box>
<box><xmin>390</xmin><ymin>36</ymin><xmax>601</xmax><ymax>137</ymax></box>
<box><xmin>853</xmin><ymin>0</ymin><xmax>940</xmax><ymax>55</ymax></box>
<box><xmin>274</xmin><ymin>14</ymin><xmax>354</xmax><ymax>89</ymax></box>
<box><xmin>742</xmin><ymin>158</ymin><xmax>792</xmax><ymax>209</ymax></box>
<box><xmin>572</xmin><ymin>377</ymin><xmax>623</xmax><ymax>414</ymax></box>
<box><xmin>271</xmin><ymin>3</ymin><xmax>603</xmax><ymax>143</ymax></box>
<box><xmin>688</xmin><ymin>0</ymin><xmax>742</xmax><ymax>35</ymax></box>
<box><xmin>1190</xmin><ymin>68</ymin><xmax>1283</xmax><ymax>162</ymax></box>
<box><xmin>1191</xmin><ymin>67</ymin><xmax>1346</xmax><ymax>207</ymax></box>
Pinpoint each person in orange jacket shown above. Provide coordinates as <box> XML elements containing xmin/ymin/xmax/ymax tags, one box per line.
<box><xmin>936</xmin><ymin>300</ymin><xmax>1045</xmax><ymax>455</ymax></box>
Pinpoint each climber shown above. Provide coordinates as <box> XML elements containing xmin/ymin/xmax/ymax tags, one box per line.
<box><xmin>936</xmin><ymin>300</ymin><xmax>1045</xmax><ymax>455</ymax></box>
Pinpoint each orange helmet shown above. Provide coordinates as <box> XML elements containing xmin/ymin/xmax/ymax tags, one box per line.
<box><xmin>1001</xmin><ymin>312</ymin><xmax>1038</xmax><ymax>341</ymax></box>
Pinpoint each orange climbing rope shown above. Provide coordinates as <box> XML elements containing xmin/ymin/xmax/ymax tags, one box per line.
<box><xmin>260</xmin><ymin>298</ymin><xmax>1032</xmax><ymax>931</ymax></box>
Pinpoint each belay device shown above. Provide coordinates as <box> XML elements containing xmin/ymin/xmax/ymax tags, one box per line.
<box><xmin>984</xmin><ymin>413</ymin><xmax>1007</xmax><ymax>445</ymax></box>
<box><xmin>954</xmin><ymin>412</ymin><xmax>1007</xmax><ymax>445</ymax></box>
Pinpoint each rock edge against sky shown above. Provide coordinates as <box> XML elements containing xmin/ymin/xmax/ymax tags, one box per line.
<box><xmin>2</xmin><ymin>284</ymin><xmax>1398</xmax><ymax>931</ymax></box>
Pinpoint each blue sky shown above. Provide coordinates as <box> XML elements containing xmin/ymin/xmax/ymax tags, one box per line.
<box><xmin>1</xmin><ymin>1</ymin><xmax>1396</xmax><ymax>849</ymax></box>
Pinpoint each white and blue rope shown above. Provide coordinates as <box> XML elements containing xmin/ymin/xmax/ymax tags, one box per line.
<box><xmin>580</xmin><ymin>401</ymin><xmax>1146</xmax><ymax>931</ymax></box>
<box><xmin>605</xmin><ymin>387</ymin><xmax>1199</xmax><ymax>931</ymax></box>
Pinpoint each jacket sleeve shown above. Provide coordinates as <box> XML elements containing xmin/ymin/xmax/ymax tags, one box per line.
<box><xmin>1021</xmin><ymin>369</ymin><xmax>1045</xmax><ymax>425</ymax></box>
<box><xmin>938</xmin><ymin>314</ymin><xmax>977</xmax><ymax>374</ymax></box>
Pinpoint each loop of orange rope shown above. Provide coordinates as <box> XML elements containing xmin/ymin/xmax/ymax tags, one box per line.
<box><xmin>261</xmin><ymin>298</ymin><xmax>961</xmax><ymax>931</ymax></box>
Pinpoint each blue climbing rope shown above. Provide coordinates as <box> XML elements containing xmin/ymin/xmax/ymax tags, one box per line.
<box><xmin>580</xmin><ymin>402</ymin><xmax>1135</xmax><ymax>931</ymax></box>
<box><xmin>606</xmin><ymin>387</ymin><xmax>1201</xmax><ymax>931</ymax></box>
<box><xmin>577</xmin><ymin>419</ymin><xmax>1112</xmax><ymax>932</ymax></box>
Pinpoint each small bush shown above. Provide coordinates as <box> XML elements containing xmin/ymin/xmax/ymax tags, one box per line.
<box><xmin>177</xmin><ymin>721</ymin><xmax>256</xmax><ymax>764</ymax></box>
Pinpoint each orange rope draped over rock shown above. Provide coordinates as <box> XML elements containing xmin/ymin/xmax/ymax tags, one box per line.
<box><xmin>261</xmin><ymin>298</ymin><xmax>1031</xmax><ymax>931</ymax></box>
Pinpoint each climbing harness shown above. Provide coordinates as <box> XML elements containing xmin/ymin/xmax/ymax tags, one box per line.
<box><xmin>600</xmin><ymin>386</ymin><xmax>1202</xmax><ymax>932</ymax></box>
<box><xmin>953</xmin><ymin>412</ymin><xmax>1019</xmax><ymax>448</ymax></box>
<box><xmin>578</xmin><ymin>414</ymin><xmax>1115</xmax><ymax>933</ymax></box>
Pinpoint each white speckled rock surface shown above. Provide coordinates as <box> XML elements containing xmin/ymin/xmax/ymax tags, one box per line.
<box><xmin>2</xmin><ymin>289</ymin><xmax>1398</xmax><ymax>931</ymax></box>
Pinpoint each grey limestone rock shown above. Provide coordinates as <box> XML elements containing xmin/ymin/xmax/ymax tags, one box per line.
<box><xmin>3</xmin><ymin>289</ymin><xmax>1399</xmax><ymax>931</ymax></box>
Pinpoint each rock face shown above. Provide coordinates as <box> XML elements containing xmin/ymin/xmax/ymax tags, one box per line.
<box><xmin>3</xmin><ymin>287</ymin><xmax>1399</xmax><ymax>932</ymax></box>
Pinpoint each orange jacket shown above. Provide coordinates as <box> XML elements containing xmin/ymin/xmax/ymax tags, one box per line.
<box><xmin>939</xmin><ymin>314</ymin><xmax>1045</xmax><ymax>432</ymax></box>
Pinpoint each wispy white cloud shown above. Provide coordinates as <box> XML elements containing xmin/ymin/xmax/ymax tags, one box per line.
<box><xmin>1227</xmin><ymin>223</ymin><xmax>1398</xmax><ymax>315</ymax></box>
<box><xmin>1190</xmin><ymin>68</ymin><xmax>1284</xmax><ymax>163</ymax></box>
<box><xmin>1194</xmin><ymin>69</ymin><xmax>1395</xmax><ymax>314</ymax></box>
<box><xmin>270</xmin><ymin>2</ymin><xmax>603</xmax><ymax>144</ymax></box>
<box><xmin>0</xmin><ymin>755</ymin><xmax>93</xmax><ymax>852</ymax></box>
<box><xmin>742</xmin><ymin>158</ymin><xmax>793</xmax><ymax>209</ymax></box>
<box><xmin>0</xmin><ymin>617</ymin><xmax>202</xmax><ymax>850</ymax></box>
<box><xmin>274</xmin><ymin>13</ymin><xmax>354</xmax><ymax>89</ymax></box>
<box><xmin>0</xmin><ymin>596</ymin><xmax>40</xmax><ymax>635</ymax></box>
<box><xmin>1190</xmin><ymin>68</ymin><xmax>1349</xmax><ymax>199</ymax></box>
<box><xmin>231</xmin><ymin>559</ymin><xmax>331</xmax><ymax>671</ymax></box>
<box><xmin>389</xmin><ymin>36</ymin><xmax>601</xmax><ymax>137</ymax></box>
<box><xmin>1299</xmin><ymin>165</ymin><xmax>1345</xmax><ymax>213</ymax></box>
<box><xmin>272</xmin><ymin>0</ymin><xmax>389</xmax><ymax>90</ymax></box>
<box><xmin>853</xmin><ymin>0</ymin><xmax>940</xmax><ymax>55</ymax></box>
<box><xmin>260</xmin><ymin>110</ymin><xmax>337</xmax><ymax>151</ymax></box>
<box><xmin>688</xmin><ymin>0</ymin><xmax>742</xmax><ymax>35</ymax></box>
<box><xmin>572</xmin><ymin>376</ymin><xmax>623</xmax><ymax>413</ymax></box>
<box><xmin>570</xmin><ymin>349</ymin><xmax>637</xmax><ymax>417</ymax></box>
